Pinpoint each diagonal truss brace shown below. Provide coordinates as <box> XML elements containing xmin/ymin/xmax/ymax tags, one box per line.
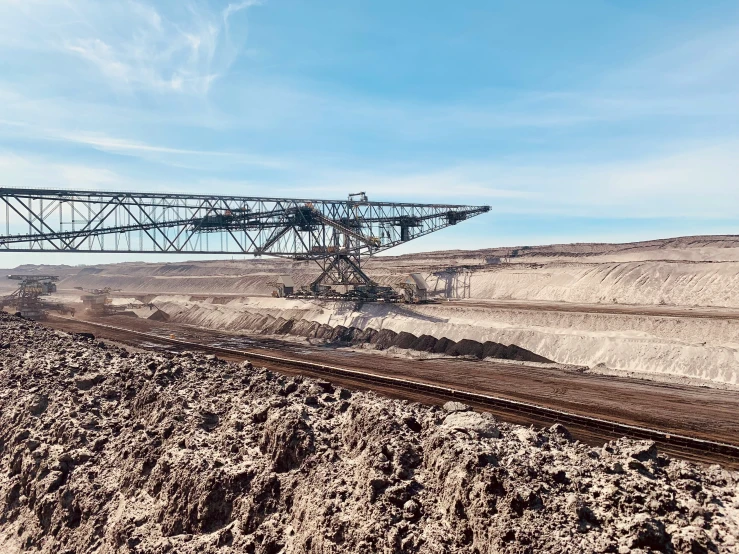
<box><xmin>0</xmin><ymin>188</ymin><xmax>491</xmax><ymax>290</ymax></box>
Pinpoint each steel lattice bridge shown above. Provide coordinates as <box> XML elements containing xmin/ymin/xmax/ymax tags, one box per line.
<box><xmin>0</xmin><ymin>187</ymin><xmax>490</xmax><ymax>296</ymax></box>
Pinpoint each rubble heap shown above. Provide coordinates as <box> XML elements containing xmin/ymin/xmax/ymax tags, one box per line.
<box><xmin>0</xmin><ymin>312</ymin><xmax>737</xmax><ymax>553</ymax></box>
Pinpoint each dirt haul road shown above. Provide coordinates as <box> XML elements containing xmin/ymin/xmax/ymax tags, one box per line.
<box><xmin>46</xmin><ymin>316</ymin><xmax>739</xmax><ymax>466</ymax></box>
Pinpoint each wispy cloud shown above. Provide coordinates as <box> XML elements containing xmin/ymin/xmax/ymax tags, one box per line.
<box><xmin>604</xmin><ymin>24</ymin><xmax>739</xmax><ymax>90</ymax></box>
<box><xmin>223</xmin><ymin>1</ymin><xmax>262</xmax><ymax>27</ymax></box>
<box><xmin>0</xmin><ymin>151</ymin><xmax>125</xmax><ymax>190</ymax></box>
<box><xmin>0</xmin><ymin>114</ymin><xmax>288</xmax><ymax>170</ymax></box>
<box><xmin>257</xmin><ymin>138</ymin><xmax>739</xmax><ymax>219</ymax></box>
<box><xmin>55</xmin><ymin>131</ymin><xmax>288</xmax><ymax>169</ymax></box>
<box><xmin>2</xmin><ymin>132</ymin><xmax>739</xmax><ymax>222</ymax></box>
<box><xmin>1</xmin><ymin>0</ymin><xmax>261</xmax><ymax>95</ymax></box>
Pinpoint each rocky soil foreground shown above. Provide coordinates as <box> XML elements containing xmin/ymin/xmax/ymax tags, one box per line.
<box><xmin>0</xmin><ymin>313</ymin><xmax>737</xmax><ymax>554</ymax></box>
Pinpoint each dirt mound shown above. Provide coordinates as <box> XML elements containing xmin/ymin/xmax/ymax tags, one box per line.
<box><xmin>148</xmin><ymin>300</ymin><xmax>553</xmax><ymax>364</ymax></box>
<box><xmin>249</xmin><ymin>314</ymin><xmax>272</xmax><ymax>331</ymax></box>
<box><xmin>504</xmin><ymin>343</ymin><xmax>552</xmax><ymax>363</ymax></box>
<box><xmin>153</xmin><ymin>264</ymin><xmax>198</xmax><ymax>275</ymax></box>
<box><xmin>480</xmin><ymin>341</ymin><xmax>552</xmax><ymax>363</ymax></box>
<box><xmin>352</xmin><ymin>327</ymin><xmax>378</xmax><ymax>344</ymax></box>
<box><xmin>329</xmin><ymin>325</ymin><xmax>353</xmax><ymax>343</ymax></box>
<box><xmin>312</xmin><ymin>323</ymin><xmax>334</xmax><ymax>339</ymax></box>
<box><xmin>372</xmin><ymin>329</ymin><xmax>398</xmax><ymax>350</ymax></box>
<box><xmin>74</xmin><ymin>267</ymin><xmax>103</xmax><ymax>275</ymax></box>
<box><xmin>410</xmin><ymin>334</ymin><xmax>438</xmax><ymax>352</ymax></box>
<box><xmin>291</xmin><ymin>319</ymin><xmax>317</xmax><ymax>337</ymax></box>
<box><xmin>393</xmin><ymin>331</ymin><xmax>419</xmax><ymax>349</ymax></box>
<box><xmin>432</xmin><ymin>337</ymin><xmax>456</xmax><ymax>354</ymax></box>
<box><xmin>262</xmin><ymin>316</ymin><xmax>295</xmax><ymax>335</ymax></box>
<box><xmin>346</xmin><ymin>326</ymin><xmax>362</xmax><ymax>342</ymax></box>
<box><xmin>448</xmin><ymin>338</ymin><xmax>485</xmax><ymax>358</ymax></box>
<box><xmin>0</xmin><ymin>313</ymin><xmax>737</xmax><ymax>553</ymax></box>
<box><xmin>259</xmin><ymin>315</ymin><xmax>277</xmax><ymax>333</ymax></box>
<box><xmin>146</xmin><ymin>309</ymin><xmax>170</xmax><ymax>322</ymax></box>
<box><xmin>482</xmin><ymin>340</ymin><xmax>509</xmax><ymax>359</ymax></box>
<box><xmin>274</xmin><ymin>318</ymin><xmax>295</xmax><ymax>335</ymax></box>
<box><xmin>262</xmin><ymin>316</ymin><xmax>287</xmax><ymax>334</ymax></box>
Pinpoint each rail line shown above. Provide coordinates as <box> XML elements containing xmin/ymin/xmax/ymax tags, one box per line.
<box><xmin>54</xmin><ymin>317</ymin><xmax>739</xmax><ymax>467</ymax></box>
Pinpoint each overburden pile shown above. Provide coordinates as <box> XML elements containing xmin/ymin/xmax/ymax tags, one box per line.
<box><xmin>0</xmin><ymin>313</ymin><xmax>737</xmax><ymax>553</ymax></box>
<box><xmin>253</xmin><ymin>313</ymin><xmax>551</xmax><ymax>363</ymax></box>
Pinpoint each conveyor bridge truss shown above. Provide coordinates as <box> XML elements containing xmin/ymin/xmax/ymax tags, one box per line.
<box><xmin>0</xmin><ymin>188</ymin><xmax>490</xmax><ymax>293</ymax></box>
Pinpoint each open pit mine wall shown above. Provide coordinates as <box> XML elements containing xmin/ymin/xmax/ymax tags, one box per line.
<box><xmin>152</xmin><ymin>298</ymin><xmax>550</xmax><ymax>364</ymax></box>
<box><xmin>59</xmin><ymin>258</ymin><xmax>739</xmax><ymax>308</ymax></box>
<box><xmin>36</xmin><ymin>245</ymin><xmax>739</xmax><ymax>384</ymax></box>
<box><xmin>151</xmin><ymin>296</ymin><xmax>739</xmax><ymax>386</ymax></box>
<box><xmin>458</xmin><ymin>261</ymin><xmax>739</xmax><ymax>308</ymax></box>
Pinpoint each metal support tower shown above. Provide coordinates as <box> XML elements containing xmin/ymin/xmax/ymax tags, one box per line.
<box><xmin>0</xmin><ymin>188</ymin><xmax>490</xmax><ymax>292</ymax></box>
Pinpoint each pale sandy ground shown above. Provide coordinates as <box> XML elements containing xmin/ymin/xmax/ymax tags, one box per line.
<box><xmin>8</xmin><ymin>235</ymin><xmax>739</xmax><ymax>387</ymax></box>
<box><xmin>453</xmin><ymin>261</ymin><xmax>739</xmax><ymax>307</ymax></box>
<box><xmin>149</xmin><ymin>295</ymin><xmax>739</xmax><ymax>389</ymax></box>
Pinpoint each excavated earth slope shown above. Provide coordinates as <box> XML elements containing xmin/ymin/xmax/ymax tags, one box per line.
<box><xmin>16</xmin><ymin>234</ymin><xmax>739</xmax><ymax>304</ymax></box>
<box><xmin>12</xmin><ymin>235</ymin><xmax>739</xmax><ymax>385</ymax></box>
<box><xmin>1</xmin><ymin>313</ymin><xmax>738</xmax><ymax>553</ymax></box>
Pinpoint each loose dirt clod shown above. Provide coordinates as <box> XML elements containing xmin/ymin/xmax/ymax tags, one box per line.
<box><xmin>0</xmin><ymin>312</ymin><xmax>737</xmax><ymax>553</ymax></box>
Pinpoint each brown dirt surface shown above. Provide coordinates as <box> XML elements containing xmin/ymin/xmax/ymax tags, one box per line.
<box><xmin>50</xmin><ymin>316</ymin><xmax>739</xmax><ymax>449</ymax></box>
<box><xmin>1</xmin><ymin>312</ymin><xmax>738</xmax><ymax>553</ymax></box>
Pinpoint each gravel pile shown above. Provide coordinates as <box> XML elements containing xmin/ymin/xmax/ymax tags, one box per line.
<box><xmin>0</xmin><ymin>312</ymin><xmax>737</xmax><ymax>553</ymax></box>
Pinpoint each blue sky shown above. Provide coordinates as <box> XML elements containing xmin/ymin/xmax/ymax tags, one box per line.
<box><xmin>1</xmin><ymin>0</ymin><xmax>739</xmax><ymax>265</ymax></box>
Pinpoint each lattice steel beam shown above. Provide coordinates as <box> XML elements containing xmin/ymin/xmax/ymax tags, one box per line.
<box><xmin>0</xmin><ymin>187</ymin><xmax>490</xmax><ymax>288</ymax></box>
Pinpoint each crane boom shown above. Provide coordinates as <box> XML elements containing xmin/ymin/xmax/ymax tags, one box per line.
<box><xmin>0</xmin><ymin>187</ymin><xmax>490</xmax><ymax>291</ymax></box>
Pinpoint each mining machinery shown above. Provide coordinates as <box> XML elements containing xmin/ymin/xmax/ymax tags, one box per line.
<box><xmin>0</xmin><ymin>188</ymin><xmax>490</xmax><ymax>301</ymax></box>
<box><xmin>0</xmin><ymin>275</ymin><xmax>74</xmax><ymax>320</ymax></box>
<box><xmin>72</xmin><ymin>287</ymin><xmax>150</xmax><ymax>316</ymax></box>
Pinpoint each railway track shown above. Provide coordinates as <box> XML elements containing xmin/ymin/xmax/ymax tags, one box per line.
<box><xmin>51</xmin><ymin>317</ymin><xmax>739</xmax><ymax>468</ymax></box>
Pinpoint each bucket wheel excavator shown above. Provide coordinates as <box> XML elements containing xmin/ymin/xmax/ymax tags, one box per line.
<box><xmin>0</xmin><ymin>188</ymin><xmax>490</xmax><ymax>301</ymax></box>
